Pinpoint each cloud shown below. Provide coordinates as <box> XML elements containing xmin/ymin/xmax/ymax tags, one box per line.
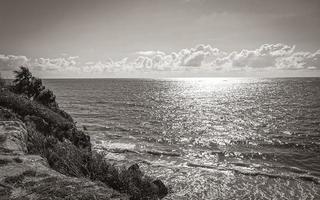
<box><xmin>1</xmin><ymin>44</ymin><xmax>319</xmax><ymax>78</ymax></box>
<box><xmin>136</xmin><ymin>51</ymin><xmax>166</xmax><ymax>57</ymax></box>
<box><xmin>222</xmin><ymin>44</ymin><xmax>295</xmax><ymax>68</ymax></box>
<box><xmin>183</xmin><ymin>51</ymin><xmax>207</xmax><ymax>66</ymax></box>
<box><xmin>276</xmin><ymin>50</ymin><xmax>320</xmax><ymax>70</ymax></box>
<box><xmin>132</xmin><ymin>44</ymin><xmax>226</xmax><ymax>70</ymax></box>
<box><xmin>32</xmin><ymin>56</ymin><xmax>79</xmax><ymax>71</ymax></box>
<box><xmin>0</xmin><ymin>54</ymin><xmax>29</xmax><ymax>71</ymax></box>
<box><xmin>134</xmin><ymin>44</ymin><xmax>320</xmax><ymax>72</ymax></box>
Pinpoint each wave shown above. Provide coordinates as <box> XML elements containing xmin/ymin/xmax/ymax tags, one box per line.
<box><xmin>186</xmin><ymin>162</ymin><xmax>320</xmax><ymax>185</ymax></box>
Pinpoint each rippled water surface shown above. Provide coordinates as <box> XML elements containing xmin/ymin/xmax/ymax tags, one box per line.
<box><xmin>45</xmin><ymin>78</ymin><xmax>320</xmax><ymax>199</ymax></box>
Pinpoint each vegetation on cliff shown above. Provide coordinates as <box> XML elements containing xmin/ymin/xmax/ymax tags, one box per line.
<box><xmin>0</xmin><ymin>67</ymin><xmax>168</xmax><ymax>200</ymax></box>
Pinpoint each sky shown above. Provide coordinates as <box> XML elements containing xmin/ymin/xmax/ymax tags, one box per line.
<box><xmin>0</xmin><ymin>0</ymin><xmax>320</xmax><ymax>78</ymax></box>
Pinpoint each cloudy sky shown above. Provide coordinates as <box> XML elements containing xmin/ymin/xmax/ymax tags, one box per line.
<box><xmin>0</xmin><ymin>0</ymin><xmax>320</xmax><ymax>78</ymax></box>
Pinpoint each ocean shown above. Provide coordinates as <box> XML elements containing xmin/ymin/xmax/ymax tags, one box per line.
<box><xmin>44</xmin><ymin>78</ymin><xmax>320</xmax><ymax>199</ymax></box>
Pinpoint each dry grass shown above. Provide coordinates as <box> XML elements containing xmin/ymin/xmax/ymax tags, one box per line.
<box><xmin>26</xmin><ymin>128</ymin><xmax>161</xmax><ymax>199</ymax></box>
<box><xmin>1</xmin><ymin>88</ymin><xmax>167</xmax><ymax>199</ymax></box>
<box><xmin>0</xmin><ymin>90</ymin><xmax>90</xmax><ymax>150</ymax></box>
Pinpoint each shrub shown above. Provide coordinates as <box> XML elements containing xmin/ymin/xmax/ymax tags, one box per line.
<box><xmin>30</xmin><ymin>77</ymin><xmax>45</xmax><ymax>97</ymax></box>
<box><xmin>34</xmin><ymin>89</ymin><xmax>58</xmax><ymax>108</ymax></box>
<box><xmin>3</xmin><ymin>67</ymin><xmax>168</xmax><ymax>199</ymax></box>
<box><xmin>12</xmin><ymin>66</ymin><xmax>46</xmax><ymax>100</ymax></box>
<box><xmin>26</xmin><ymin>127</ymin><xmax>164</xmax><ymax>199</ymax></box>
<box><xmin>0</xmin><ymin>72</ymin><xmax>5</xmax><ymax>88</ymax></box>
<box><xmin>13</xmin><ymin>66</ymin><xmax>33</xmax><ymax>97</ymax></box>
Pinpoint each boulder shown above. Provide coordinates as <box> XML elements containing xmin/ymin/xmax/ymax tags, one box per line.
<box><xmin>152</xmin><ymin>179</ymin><xmax>168</xmax><ymax>199</ymax></box>
<box><xmin>0</xmin><ymin>121</ymin><xmax>28</xmax><ymax>154</ymax></box>
<box><xmin>0</xmin><ymin>118</ymin><xmax>129</xmax><ymax>200</ymax></box>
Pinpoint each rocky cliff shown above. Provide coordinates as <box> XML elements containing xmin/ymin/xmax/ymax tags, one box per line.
<box><xmin>0</xmin><ymin>111</ymin><xmax>129</xmax><ymax>200</ymax></box>
<box><xmin>0</xmin><ymin>89</ymin><xmax>168</xmax><ymax>200</ymax></box>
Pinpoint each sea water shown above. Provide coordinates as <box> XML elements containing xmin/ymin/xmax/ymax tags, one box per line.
<box><xmin>45</xmin><ymin>78</ymin><xmax>320</xmax><ymax>199</ymax></box>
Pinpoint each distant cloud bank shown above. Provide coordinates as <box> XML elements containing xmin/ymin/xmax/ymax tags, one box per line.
<box><xmin>1</xmin><ymin>43</ymin><xmax>319</xmax><ymax>77</ymax></box>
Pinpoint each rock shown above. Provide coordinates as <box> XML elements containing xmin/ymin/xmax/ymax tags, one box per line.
<box><xmin>0</xmin><ymin>108</ymin><xmax>20</xmax><ymax>121</ymax></box>
<box><xmin>24</xmin><ymin>115</ymin><xmax>50</xmax><ymax>134</ymax></box>
<box><xmin>0</xmin><ymin>121</ymin><xmax>28</xmax><ymax>154</ymax></box>
<box><xmin>0</xmin><ymin>118</ymin><xmax>129</xmax><ymax>200</ymax></box>
<box><xmin>71</xmin><ymin>128</ymin><xmax>91</xmax><ymax>150</ymax></box>
<box><xmin>0</xmin><ymin>153</ymin><xmax>129</xmax><ymax>200</ymax></box>
<box><xmin>152</xmin><ymin>179</ymin><xmax>168</xmax><ymax>199</ymax></box>
<box><xmin>128</xmin><ymin>163</ymin><xmax>143</xmax><ymax>178</ymax></box>
<box><xmin>0</xmin><ymin>90</ymin><xmax>168</xmax><ymax>199</ymax></box>
<box><xmin>128</xmin><ymin>163</ymin><xmax>140</xmax><ymax>172</ymax></box>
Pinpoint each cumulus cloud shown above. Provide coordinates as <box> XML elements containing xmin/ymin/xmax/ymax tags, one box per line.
<box><xmin>136</xmin><ymin>43</ymin><xmax>319</xmax><ymax>72</ymax></box>
<box><xmin>32</xmin><ymin>56</ymin><xmax>79</xmax><ymax>71</ymax></box>
<box><xmin>0</xmin><ymin>54</ymin><xmax>29</xmax><ymax>71</ymax></box>
<box><xmin>1</xmin><ymin>43</ymin><xmax>319</xmax><ymax>77</ymax></box>
<box><xmin>131</xmin><ymin>44</ymin><xmax>227</xmax><ymax>71</ymax></box>
<box><xmin>276</xmin><ymin>50</ymin><xmax>320</xmax><ymax>70</ymax></box>
<box><xmin>222</xmin><ymin>44</ymin><xmax>295</xmax><ymax>68</ymax></box>
<box><xmin>183</xmin><ymin>51</ymin><xmax>207</xmax><ymax>66</ymax></box>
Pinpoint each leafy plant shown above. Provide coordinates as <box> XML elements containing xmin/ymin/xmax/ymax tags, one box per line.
<box><xmin>34</xmin><ymin>89</ymin><xmax>58</xmax><ymax>108</ymax></box>
<box><xmin>13</xmin><ymin>66</ymin><xmax>33</xmax><ymax>97</ymax></box>
<box><xmin>0</xmin><ymin>72</ymin><xmax>5</xmax><ymax>88</ymax></box>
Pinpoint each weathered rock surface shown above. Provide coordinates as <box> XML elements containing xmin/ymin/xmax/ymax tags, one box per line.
<box><xmin>0</xmin><ymin>119</ymin><xmax>129</xmax><ymax>200</ymax></box>
<box><xmin>0</xmin><ymin>90</ymin><xmax>91</xmax><ymax>150</ymax></box>
<box><xmin>0</xmin><ymin>90</ymin><xmax>168</xmax><ymax>199</ymax></box>
<box><xmin>0</xmin><ymin>121</ymin><xmax>28</xmax><ymax>154</ymax></box>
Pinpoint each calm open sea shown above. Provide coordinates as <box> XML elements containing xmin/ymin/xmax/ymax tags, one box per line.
<box><xmin>44</xmin><ymin>78</ymin><xmax>320</xmax><ymax>199</ymax></box>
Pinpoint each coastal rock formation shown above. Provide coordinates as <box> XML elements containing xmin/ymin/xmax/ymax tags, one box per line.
<box><xmin>0</xmin><ymin>121</ymin><xmax>28</xmax><ymax>154</ymax></box>
<box><xmin>0</xmin><ymin>90</ymin><xmax>91</xmax><ymax>150</ymax></box>
<box><xmin>0</xmin><ymin>115</ymin><xmax>129</xmax><ymax>200</ymax></box>
<box><xmin>0</xmin><ymin>88</ymin><xmax>168</xmax><ymax>200</ymax></box>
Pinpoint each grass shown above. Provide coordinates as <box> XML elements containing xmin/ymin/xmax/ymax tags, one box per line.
<box><xmin>0</xmin><ymin>88</ymin><xmax>168</xmax><ymax>199</ymax></box>
<box><xmin>26</xmin><ymin>127</ymin><xmax>162</xmax><ymax>199</ymax></box>
<box><xmin>0</xmin><ymin>90</ymin><xmax>71</xmax><ymax>128</ymax></box>
<box><xmin>0</xmin><ymin>90</ymin><xmax>91</xmax><ymax>150</ymax></box>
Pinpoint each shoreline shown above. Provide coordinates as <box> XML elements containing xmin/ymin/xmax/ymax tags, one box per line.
<box><xmin>0</xmin><ymin>87</ymin><xmax>168</xmax><ymax>200</ymax></box>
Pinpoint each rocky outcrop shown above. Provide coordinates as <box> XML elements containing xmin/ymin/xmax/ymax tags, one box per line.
<box><xmin>0</xmin><ymin>119</ymin><xmax>129</xmax><ymax>200</ymax></box>
<box><xmin>0</xmin><ymin>121</ymin><xmax>28</xmax><ymax>154</ymax></box>
<box><xmin>0</xmin><ymin>89</ymin><xmax>168</xmax><ymax>199</ymax></box>
<box><xmin>0</xmin><ymin>90</ymin><xmax>91</xmax><ymax>150</ymax></box>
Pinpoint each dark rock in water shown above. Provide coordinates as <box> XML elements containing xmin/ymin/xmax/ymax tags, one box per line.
<box><xmin>127</xmin><ymin>163</ymin><xmax>143</xmax><ymax>179</ymax></box>
<box><xmin>127</xmin><ymin>164</ymin><xmax>168</xmax><ymax>199</ymax></box>
<box><xmin>152</xmin><ymin>179</ymin><xmax>168</xmax><ymax>199</ymax></box>
<box><xmin>128</xmin><ymin>163</ymin><xmax>140</xmax><ymax>172</ymax></box>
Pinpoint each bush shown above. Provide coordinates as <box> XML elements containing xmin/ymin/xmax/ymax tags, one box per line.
<box><xmin>30</xmin><ymin>77</ymin><xmax>45</xmax><ymax>97</ymax></box>
<box><xmin>26</xmin><ymin>126</ymin><xmax>165</xmax><ymax>199</ymax></box>
<box><xmin>11</xmin><ymin>67</ymin><xmax>73</xmax><ymax>122</ymax></box>
<box><xmin>3</xmin><ymin>67</ymin><xmax>169</xmax><ymax>199</ymax></box>
<box><xmin>0</xmin><ymin>73</ymin><xmax>5</xmax><ymax>88</ymax></box>
<box><xmin>34</xmin><ymin>89</ymin><xmax>58</xmax><ymax>108</ymax></box>
<box><xmin>12</xmin><ymin>66</ymin><xmax>46</xmax><ymax>100</ymax></box>
<box><xmin>13</xmin><ymin>66</ymin><xmax>33</xmax><ymax>97</ymax></box>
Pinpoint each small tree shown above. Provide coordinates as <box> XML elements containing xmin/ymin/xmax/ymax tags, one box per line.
<box><xmin>12</xmin><ymin>66</ymin><xmax>60</xmax><ymax>110</ymax></box>
<box><xmin>30</xmin><ymin>77</ymin><xmax>45</xmax><ymax>97</ymax></box>
<box><xmin>12</xmin><ymin>66</ymin><xmax>45</xmax><ymax>99</ymax></box>
<box><xmin>13</xmin><ymin>66</ymin><xmax>33</xmax><ymax>97</ymax></box>
<box><xmin>0</xmin><ymin>72</ymin><xmax>5</xmax><ymax>88</ymax></box>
